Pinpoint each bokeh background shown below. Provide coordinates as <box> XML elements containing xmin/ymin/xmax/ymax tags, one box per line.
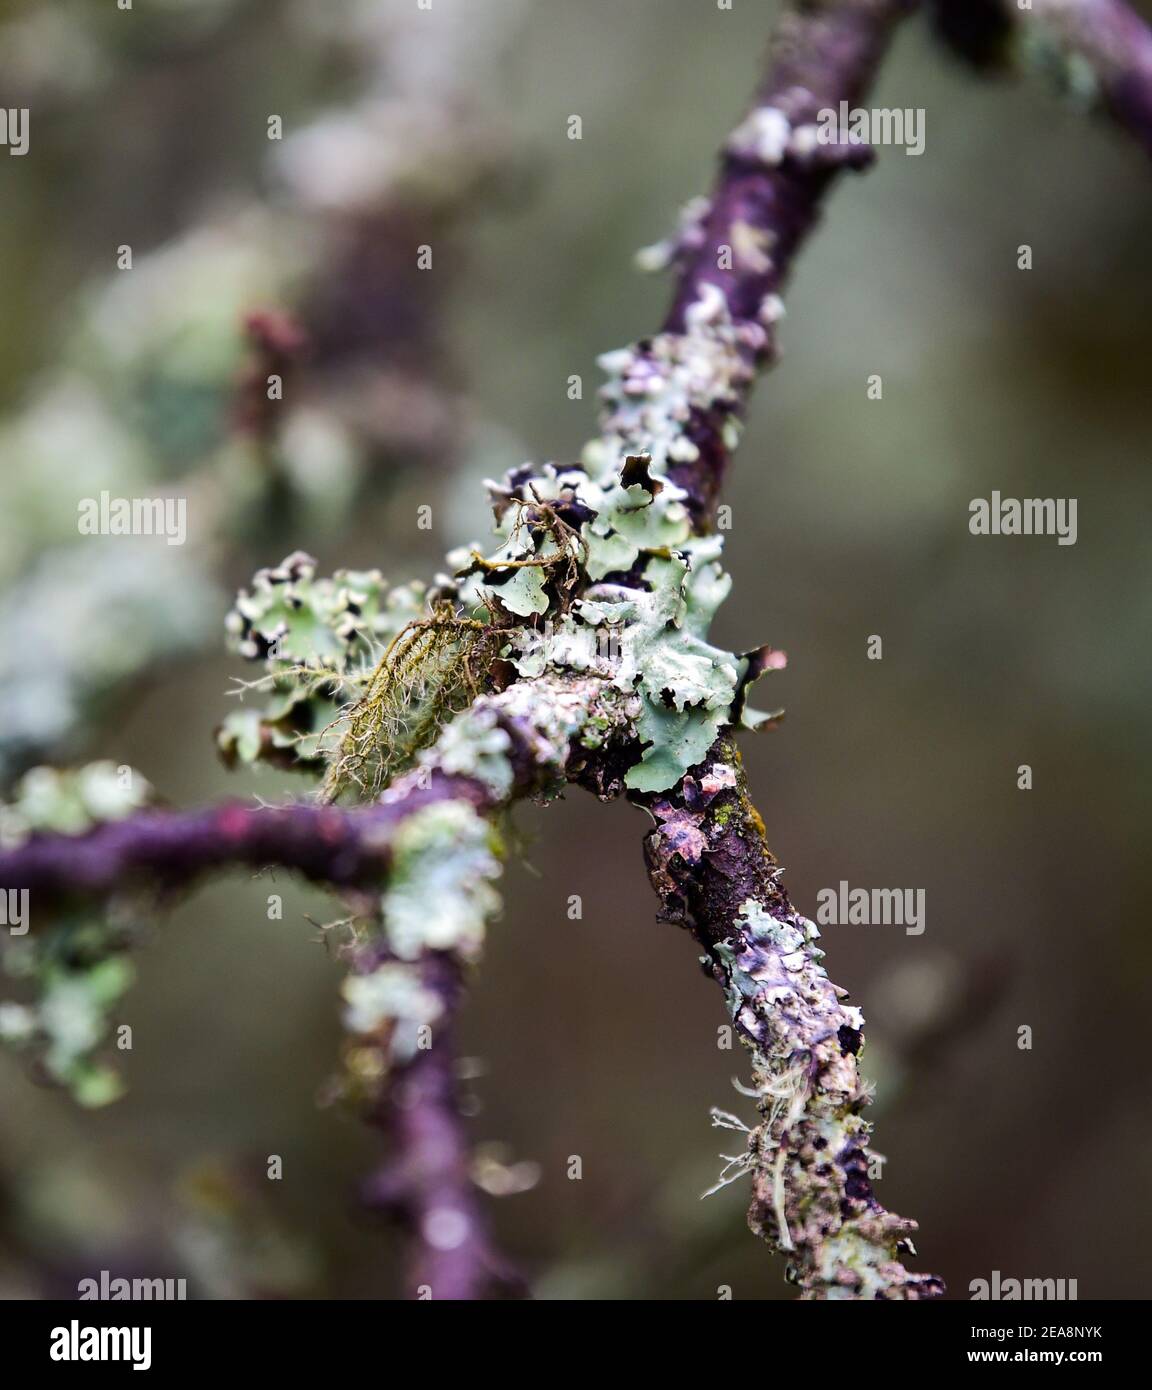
<box><xmin>0</xmin><ymin>0</ymin><xmax>1149</xmax><ymax>1300</ymax></box>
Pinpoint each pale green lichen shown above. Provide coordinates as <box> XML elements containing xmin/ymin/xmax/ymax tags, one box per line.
<box><xmin>815</xmin><ymin>1230</ymin><xmax>912</xmax><ymax>1302</ymax></box>
<box><xmin>36</xmin><ymin>958</ymin><xmax>134</xmax><ymax>1107</ymax></box>
<box><xmin>225</xmin><ymin>289</ymin><xmax>781</xmax><ymax>800</ymax></box>
<box><xmin>415</xmin><ymin>704</ymin><xmax>515</xmax><ymax>801</ymax></box>
<box><xmin>737</xmin><ymin>898</ymin><xmax>824</xmax><ymax>961</ymax></box>
<box><xmin>226</xmin><ymin>551</ymin><xmax>425</xmax><ymax>670</ymax></box>
<box><xmin>341</xmin><ymin>963</ymin><xmax>445</xmax><ymax>1066</ymax></box>
<box><xmin>0</xmin><ymin>762</ymin><xmax>150</xmax><ymax>1106</ymax></box>
<box><xmin>337</xmin><ymin>800</ymin><xmax>503</xmax><ymax>1081</ymax></box>
<box><xmin>380</xmin><ymin>801</ymin><xmax>502</xmax><ymax>961</ymax></box>
<box><xmin>470</xmin><ymin>462</ymin><xmax>772</xmax><ymax>792</ymax></box>
<box><xmin>587</xmin><ymin>282</ymin><xmax>764</xmax><ymax>476</ymax></box>
<box><xmin>221</xmin><ymin>551</ymin><xmax>429</xmax><ymax>774</ymax></box>
<box><xmin>0</xmin><ymin>761</ymin><xmax>151</xmax><ymax>846</ymax></box>
<box><xmin>440</xmin><ymin>287</ymin><xmax>782</xmax><ymax>793</ymax></box>
<box><xmin>579</xmin><ymin>545</ymin><xmax>744</xmax><ymax>791</ymax></box>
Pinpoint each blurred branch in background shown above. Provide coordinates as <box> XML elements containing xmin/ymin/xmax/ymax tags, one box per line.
<box><xmin>0</xmin><ymin>0</ymin><xmax>524</xmax><ymax>785</ymax></box>
<box><xmin>930</xmin><ymin>0</ymin><xmax>1152</xmax><ymax>156</ymax></box>
<box><xmin>358</xmin><ymin>951</ymin><xmax>524</xmax><ymax>1299</ymax></box>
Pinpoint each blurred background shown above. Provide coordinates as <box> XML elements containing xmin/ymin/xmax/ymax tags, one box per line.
<box><xmin>0</xmin><ymin>0</ymin><xmax>1149</xmax><ymax>1300</ymax></box>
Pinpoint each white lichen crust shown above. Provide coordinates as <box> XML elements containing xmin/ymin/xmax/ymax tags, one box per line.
<box><xmin>719</xmin><ymin>899</ymin><xmax>927</xmax><ymax>1299</ymax></box>
<box><xmin>643</xmin><ymin>743</ymin><xmax>942</xmax><ymax>1300</ymax></box>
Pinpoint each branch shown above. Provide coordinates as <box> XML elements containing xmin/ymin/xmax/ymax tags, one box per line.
<box><xmin>0</xmin><ymin>677</ymin><xmax>606</xmax><ymax>903</ymax></box>
<box><xmin>618</xmin><ymin>0</ymin><xmax>915</xmax><ymax>519</ymax></box>
<box><xmin>1</xmin><ymin>781</ymin><xmax>522</xmax><ymax>1300</ymax></box>
<box><xmin>0</xmin><ymin>782</ymin><xmax>467</xmax><ymax>903</ymax></box>
<box><xmin>638</xmin><ymin>739</ymin><xmax>943</xmax><ymax>1298</ymax></box>
<box><xmin>587</xmin><ymin>0</ymin><xmax>945</xmax><ymax>1296</ymax></box>
<box><xmin>930</xmin><ymin>0</ymin><xmax>1152</xmax><ymax>157</ymax></box>
<box><xmin>358</xmin><ymin>950</ymin><xmax>519</xmax><ymax>1300</ymax></box>
<box><xmin>0</xmin><ymin>0</ymin><xmax>949</xmax><ymax>1300</ymax></box>
<box><xmin>0</xmin><ymin>677</ymin><xmax>616</xmax><ymax>1296</ymax></box>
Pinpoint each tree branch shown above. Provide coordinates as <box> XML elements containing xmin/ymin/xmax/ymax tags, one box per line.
<box><xmin>0</xmin><ymin>0</ymin><xmax>955</xmax><ymax>1300</ymax></box>
<box><xmin>0</xmin><ymin>780</ymin><xmax>473</xmax><ymax>902</ymax></box>
<box><xmin>356</xmin><ymin>949</ymin><xmax>522</xmax><ymax>1300</ymax></box>
<box><xmin>0</xmin><ymin>679</ymin><xmax>610</xmax><ymax>1299</ymax></box>
<box><xmin>931</xmin><ymin>0</ymin><xmax>1152</xmax><ymax>157</ymax></box>
<box><xmin>637</xmin><ymin>739</ymin><xmax>943</xmax><ymax>1297</ymax></box>
<box><xmin>590</xmin><ymin>0</ymin><xmax>944</xmax><ymax>1296</ymax></box>
<box><xmin>617</xmin><ymin>0</ymin><xmax>915</xmax><ymax>519</ymax></box>
<box><xmin>0</xmin><ymin>676</ymin><xmax>609</xmax><ymax>903</ymax></box>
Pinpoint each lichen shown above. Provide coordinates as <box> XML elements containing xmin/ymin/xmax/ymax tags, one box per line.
<box><xmin>336</xmin><ymin>799</ymin><xmax>503</xmax><ymax>1091</ymax></box>
<box><xmin>634</xmin><ymin>195</ymin><xmax>713</xmax><ymax>274</ymax></box>
<box><xmin>726</xmin><ymin>105</ymin><xmax>792</xmax><ymax>164</ymax></box>
<box><xmin>470</xmin><ymin>447</ymin><xmax>778</xmax><ymax>792</ymax></box>
<box><xmin>223</xmin><ymin>283</ymin><xmax>784</xmax><ymax>804</ymax></box>
<box><xmin>713</xmin><ymin>888</ymin><xmax>937</xmax><ymax>1297</ymax></box>
<box><xmin>381</xmin><ymin>801</ymin><xmax>502</xmax><ymax>961</ymax></box>
<box><xmin>0</xmin><ymin>760</ymin><xmax>151</xmax><ymax>845</ymax></box>
<box><xmin>0</xmin><ymin>762</ymin><xmax>151</xmax><ymax>1105</ymax></box>
<box><xmin>222</xmin><ymin>550</ymin><xmax>437</xmax><ymax>778</ymax></box>
<box><xmin>414</xmin><ymin>703</ymin><xmax>515</xmax><ymax>802</ymax></box>
<box><xmin>342</xmin><ymin>963</ymin><xmax>445</xmax><ymax>1066</ymax></box>
<box><xmin>587</xmin><ymin>282</ymin><xmax>764</xmax><ymax>478</ymax></box>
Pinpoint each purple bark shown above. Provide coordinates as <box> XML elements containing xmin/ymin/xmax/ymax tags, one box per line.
<box><xmin>932</xmin><ymin>0</ymin><xmax>1152</xmax><ymax>158</ymax></box>
<box><xmin>360</xmin><ymin>952</ymin><xmax>514</xmax><ymax>1300</ymax></box>
<box><xmin>654</xmin><ymin>0</ymin><xmax>914</xmax><ymax>517</ymax></box>
<box><xmin>0</xmin><ymin>772</ymin><xmax>489</xmax><ymax>903</ymax></box>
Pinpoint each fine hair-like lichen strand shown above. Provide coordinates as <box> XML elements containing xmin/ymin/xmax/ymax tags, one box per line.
<box><xmin>321</xmin><ymin>606</ymin><xmax>503</xmax><ymax>804</ymax></box>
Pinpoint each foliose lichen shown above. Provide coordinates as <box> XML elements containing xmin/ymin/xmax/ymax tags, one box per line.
<box><xmin>449</xmin><ymin>293</ymin><xmax>781</xmax><ymax>793</ymax></box>
<box><xmin>221</xmin><ymin>550</ymin><xmax>429</xmax><ymax>776</ymax></box>
<box><xmin>225</xmin><ymin>283</ymin><xmax>784</xmax><ymax>803</ymax></box>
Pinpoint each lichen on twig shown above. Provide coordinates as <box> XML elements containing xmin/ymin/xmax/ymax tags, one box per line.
<box><xmin>320</xmin><ymin>607</ymin><xmax>503</xmax><ymax>805</ymax></box>
<box><xmin>8</xmin><ymin>0</ymin><xmax>1152</xmax><ymax>1301</ymax></box>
